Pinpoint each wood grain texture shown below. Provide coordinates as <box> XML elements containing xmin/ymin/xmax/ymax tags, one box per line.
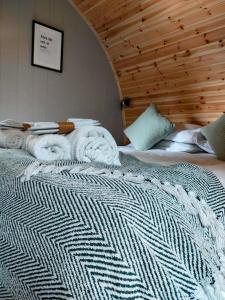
<box><xmin>73</xmin><ymin>0</ymin><xmax>225</xmax><ymax>128</ymax></box>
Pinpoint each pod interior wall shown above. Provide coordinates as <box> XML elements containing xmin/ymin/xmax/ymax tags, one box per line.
<box><xmin>72</xmin><ymin>0</ymin><xmax>225</xmax><ymax>128</ymax></box>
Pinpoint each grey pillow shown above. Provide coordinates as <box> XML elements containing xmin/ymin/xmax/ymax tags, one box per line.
<box><xmin>124</xmin><ymin>104</ymin><xmax>175</xmax><ymax>151</ymax></box>
<box><xmin>201</xmin><ymin>114</ymin><xmax>225</xmax><ymax>160</ymax></box>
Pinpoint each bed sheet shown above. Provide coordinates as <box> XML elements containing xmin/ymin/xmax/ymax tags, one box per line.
<box><xmin>119</xmin><ymin>145</ymin><xmax>225</xmax><ymax>187</ymax></box>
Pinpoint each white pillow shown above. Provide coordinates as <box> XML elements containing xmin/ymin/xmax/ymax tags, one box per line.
<box><xmin>153</xmin><ymin>140</ymin><xmax>203</xmax><ymax>153</ymax></box>
<box><xmin>193</xmin><ymin>131</ymin><xmax>215</xmax><ymax>154</ymax></box>
<box><xmin>164</xmin><ymin>124</ymin><xmax>215</xmax><ymax>154</ymax></box>
<box><xmin>183</xmin><ymin>123</ymin><xmax>201</xmax><ymax>130</ymax></box>
<box><xmin>165</xmin><ymin>128</ymin><xmax>200</xmax><ymax>144</ymax></box>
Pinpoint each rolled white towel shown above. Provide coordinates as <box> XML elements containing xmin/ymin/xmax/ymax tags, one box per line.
<box><xmin>67</xmin><ymin>126</ymin><xmax>121</xmax><ymax>166</ymax></box>
<box><xmin>0</xmin><ymin>129</ymin><xmax>26</xmax><ymax>149</ymax></box>
<box><xmin>24</xmin><ymin>134</ymin><xmax>71</xmax><ymax>161</ymax></box>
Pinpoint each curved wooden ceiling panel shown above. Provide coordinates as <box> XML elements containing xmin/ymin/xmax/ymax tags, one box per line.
<box><xmin>73</xmin><ymin>0</ymin><xmax>225</xmax><ymax>127</ymax></box>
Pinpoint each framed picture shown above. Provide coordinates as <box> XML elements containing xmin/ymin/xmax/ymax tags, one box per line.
<box><xmin>32</xmin><ymin>20</ymin><xmax>64</xmax><ymax>73</ymax></box>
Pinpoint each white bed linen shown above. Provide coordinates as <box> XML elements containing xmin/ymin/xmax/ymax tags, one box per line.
<box><xmin>119</xmin><ymin>145</ymin><xmax>225</xmax><ymax>188</ymax></box>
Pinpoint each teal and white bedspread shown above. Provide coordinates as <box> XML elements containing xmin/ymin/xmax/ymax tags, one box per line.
<box><xmin>1</xmin><ymin>149</ymin><xmax>225</xmax><ymax>300</ymax></box>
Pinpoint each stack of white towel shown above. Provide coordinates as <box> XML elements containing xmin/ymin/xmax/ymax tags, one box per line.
<box><xmin>0</xmin><ymin>119</ymin><xmax>22</xmax><ymax>129</ymax></box>
<box><xmin>68</xmin><ymin>118</ymin><xmax>100</xmax><ymax>128</ymax></box>
<box><xmin>0</xmin><ymin>118</ymin><xmax>100</xmax><ymax>134</ymax></box>
<box><xmin>0</xmin><ymin>118</ymin><xmax>120</xmax><ymax>166</ymax></box>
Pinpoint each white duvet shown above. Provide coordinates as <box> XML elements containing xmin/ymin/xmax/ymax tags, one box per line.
<box><xmin>119</xmin><ymin>145</ymin><xmax>225</xmax><ymax>188</ymax></box>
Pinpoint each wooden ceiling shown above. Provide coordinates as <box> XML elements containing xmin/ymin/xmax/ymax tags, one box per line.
<box><xmin>73</xmin><ymin>0</ymin><xmax>225</xmax><ymax>128</ymax></box>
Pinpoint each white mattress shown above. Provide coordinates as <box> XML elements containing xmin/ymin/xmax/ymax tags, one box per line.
<box><xmin>119</xmin><ymin>145</ymin><xmax>225</xmax><ymax>188</ymax></box>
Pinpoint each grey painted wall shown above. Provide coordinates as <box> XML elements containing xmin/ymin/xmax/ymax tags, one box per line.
<box><xmin>0</xmin><ymin>0</ymin><xmax>123</xmax><ymax>143</ymax></box>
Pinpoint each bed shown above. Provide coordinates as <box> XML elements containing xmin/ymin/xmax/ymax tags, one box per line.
<box><xmin>119</xmin><ymin>145</ymin><xmax>225</xmax><ymax>188</ymax></box>
<box><xmin>1</xmin><ymin>147</ymin><xmax>225</xmax><ymax>300</ymax></box>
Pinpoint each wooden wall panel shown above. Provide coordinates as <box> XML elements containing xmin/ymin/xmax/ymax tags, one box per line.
<box><xmin>73</xmin><ymin>0</ymin><xmax>225</xmax><ymax>128</ymax></box>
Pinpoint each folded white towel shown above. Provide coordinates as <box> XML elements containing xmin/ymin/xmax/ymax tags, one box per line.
<box><xmin>67</xmin><ymin>126</ymin><xmax>121</xmax><ymax>166</ymax></box>
<box><xmin>24</xmin><ymin>134</ymin><xmax>71</xmax><ymax>161</ymax></box>
<box><xmin>0</xmin><ymin>119</ymin><xmax>23</xmax><ymax>129</ymax></box>
<box><xmin>28</xmin><ymin>129</ymin><xmax>59</xmax><ymax>135</ymax></box>
<box><xmin>0</xmin><ymin>119</ymin><xmax>100</xmax><ymax>134</ymax></box>
<box><xmin>24</xmin><ymin>122</ymin><xmax>59</xmax><ymax>130</ymax></box>
<box><xmin>0</xmin><ymin>129</ymin><xmax>27</xmax><ymax>149</ymax></box>
<box><xmin>67</xmin><ymin>118</ymin><xmax>100</xmax><ymax>128</ymax></box>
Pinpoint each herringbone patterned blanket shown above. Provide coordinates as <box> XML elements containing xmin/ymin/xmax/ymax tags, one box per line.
<box><xmin>0</xmin><ymin>149</ymin><xmax>225</xmax><ymax>300</ymax></box>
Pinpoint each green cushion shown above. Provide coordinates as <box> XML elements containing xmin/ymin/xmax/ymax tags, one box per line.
<box><xmin>124</xmin><ymin>104</ymin><xmax>175</xmax><ymax>150</ymax></box>
<box><xmin>201</xmin><ymin>114</ymin><xmax>225</xmax><ymax>161</ymax></box>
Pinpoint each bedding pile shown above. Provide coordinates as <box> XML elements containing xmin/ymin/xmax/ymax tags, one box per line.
<box><xmin>164</xmin><ymin>126</ymin><xmax>215</xmax><ymax>154</ymax></box>
<box><xmin>0</xmin><ymin>118</ymin><xmax>120</xmax><ymax>165</ymax></box>
<box><xmin>124</xmin><ymin>104</ymin><xmax>216</xmax><ymax>155</ymax></box>
<box><xmin>0</xmin><ymin>149</ymin><xmax>225</xmax><ymax>299</ymax></box>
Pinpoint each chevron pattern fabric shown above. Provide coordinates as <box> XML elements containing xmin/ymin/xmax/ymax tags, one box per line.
<box><xmin>0</xmin><ymin>149</ymin><xmax>225</xmax><ymax>300</ymax></box>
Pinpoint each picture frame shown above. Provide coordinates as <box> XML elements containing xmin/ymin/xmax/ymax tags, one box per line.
<box><xmin>32</xmin><ymin>20</ymin><xmax>64</xmax><ymax>73</ymax></box>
